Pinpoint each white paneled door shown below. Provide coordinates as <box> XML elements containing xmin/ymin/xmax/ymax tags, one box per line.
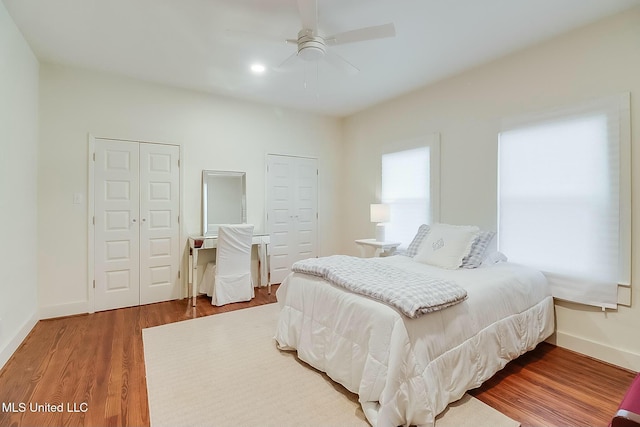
<box><xmin>94</xmin><ymin>138</ymin><xmax>180</xmax><ymax>311</ymax></box>
<box><xmin>94</xmin><ymin>140</ymin><xmax>140</xmax><ymax>310</ymax></box>
<box><xmin>266</xmin><ymin>155</ymin><xmax>318</xmax><ymax>284</ymax></box>
<box><xmin>294</xmin><ymin>157</ymin><xmax>318</xmax><ymax>261</ymax></box>
<box><xmin>139</xmin><ymin>143</ymin><xmax>180</xmax><ymax>305</ymax></box>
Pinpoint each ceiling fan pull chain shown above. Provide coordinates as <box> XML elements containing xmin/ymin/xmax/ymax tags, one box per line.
<box><xmin>315</xmin><ymin>63</ymin><xmax>320</xmax><ymax>99</ymax></box>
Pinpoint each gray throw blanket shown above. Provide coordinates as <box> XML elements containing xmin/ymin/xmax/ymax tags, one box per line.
<box><xmin>291</xmin><ymin>255</ymin><xmax>467</xmax><ymax>318</ymax></box>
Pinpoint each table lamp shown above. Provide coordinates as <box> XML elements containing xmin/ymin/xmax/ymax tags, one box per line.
<box><xmin>370</xmin><ymin>203</ymin><xmax>390</xmax><ymax>242</ymax></box>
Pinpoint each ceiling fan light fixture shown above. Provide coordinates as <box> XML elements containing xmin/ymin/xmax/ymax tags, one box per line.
<box><xmin>297</xmin><ymin>29</ymin><xmax>326</xmax><ymax>61</ymax></box>
<box><xmin>298</xmin><ymin>45</ymin><xmax>325</xmax><ymax>61</ymax></box>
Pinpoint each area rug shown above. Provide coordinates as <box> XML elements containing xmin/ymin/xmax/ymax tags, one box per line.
<box><xmin>143</xmin><ymin>303</ymin><xmax>519</xmax><ymax>427</ymax></box>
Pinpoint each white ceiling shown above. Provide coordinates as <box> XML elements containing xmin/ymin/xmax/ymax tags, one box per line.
<box><xmin>4</xmin><ymin>0</ymin><xmax>639</xmax><ymax>117</ymax></box>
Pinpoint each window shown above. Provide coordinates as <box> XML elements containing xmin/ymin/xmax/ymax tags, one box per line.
<box><xmin>381</xmin><ymin>136</ymin><xmax>440</xmax><ymax>248</ymax></box>
<box><xmin>498</xmin><ymin>94</ymin><xmax>630</xmax><ymax>308</ymax></box>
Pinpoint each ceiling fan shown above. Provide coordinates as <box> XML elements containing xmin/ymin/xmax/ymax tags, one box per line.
<box><xmin>231</xmin><ymin>0</ymin><xmax>396</xmax><ymax>75</ymax></box>
<box><xmin>281</xmin><ymin>0</ymin><xmax>396</xmax><ymax>74</ymax></box>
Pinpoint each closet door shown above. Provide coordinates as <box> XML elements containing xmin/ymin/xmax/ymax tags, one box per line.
<box><xmin>266</xmin><ymin>154</ymin><xmax>318</xmax><ymax>284</ymax></box>
<box><xmin>93</xmin><ymin>139</ymin><xmax>180</xmax><ymax>311</ymax></box>
<box><xmin>139</xmin><ymin>143</ymin><xmax>181</xmax><ymax>304</ymax></box>
<box><xmin>94</xmin><ymin>140</ymin><xmax>141</xmax><ymax>311</ymax></box>
<box><xmin>294</xmin><ymin>157</ymin><xmax>318</xmax><ymax>262</ymax></box>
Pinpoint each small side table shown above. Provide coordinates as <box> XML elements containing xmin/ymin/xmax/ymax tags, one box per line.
<box><xmin>355</xmin><ymin>239</ymin><xmax>401</xmax><ymax>258</ymax></box>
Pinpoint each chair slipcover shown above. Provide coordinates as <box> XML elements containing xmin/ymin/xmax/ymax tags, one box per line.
<box><xmin>199</xmin><ymin>224</ymin><xmax>255</xmax><ymax>306</ymax></box>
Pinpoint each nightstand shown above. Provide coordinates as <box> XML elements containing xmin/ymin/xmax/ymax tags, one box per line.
<box><xmin>355</xmin><ymin>239</ymin><xmax>401</xmax><ymax>258</ymax></box>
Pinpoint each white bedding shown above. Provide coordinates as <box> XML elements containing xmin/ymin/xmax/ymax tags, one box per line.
<box><xmin>275</xmin><ymin>255</ymin><xmax>555</xmax><ymax>427</ymax></box>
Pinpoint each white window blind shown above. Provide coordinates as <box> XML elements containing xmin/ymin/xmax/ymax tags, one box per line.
<box><xmin>381</xmin><ymin>139</ymin><xmax>439</xmax><ymax>248</ymax></box>
<box><xmin>498</xmin><ymin>94</ymin><xmax>630</xmax><ymax>309</ymax></box>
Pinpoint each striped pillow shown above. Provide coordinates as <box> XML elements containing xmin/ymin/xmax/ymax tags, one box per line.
<box><xmin>404</xmin><ymin>224</ymin><xmax>430</xmax><ymax>257</ymax></box>
<box><xmin>460</xmin><ymin>230</ymin><xmax>496</xmax><ymax>268</ymax></box>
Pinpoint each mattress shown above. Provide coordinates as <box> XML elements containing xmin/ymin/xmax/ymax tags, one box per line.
<box><xmin>275</xmin><ymin>255</ymin><xmax>555</xmax><ymax>427</ymax></box>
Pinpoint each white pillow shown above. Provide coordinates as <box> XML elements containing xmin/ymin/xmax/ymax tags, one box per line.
<box><xmin>414</xmin><ymin>223</ymin><xmax>479</xmax><ymax>269</ymax></box>
<box><xmin>481</xmin><ymin>251</ymin><xmax>508</xmax><ymax>267</ymax></box>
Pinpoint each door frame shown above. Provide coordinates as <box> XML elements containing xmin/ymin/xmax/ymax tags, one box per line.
<box><xmin>88</xmin><ymin>134</ymin><xmax>184</xmax><ymax>313</ymax></box>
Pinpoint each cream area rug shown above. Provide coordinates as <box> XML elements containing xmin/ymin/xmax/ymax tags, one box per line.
<box><xmin>143</xmin><ymin>303</ymin><xmax>519</xmax><ymax>427</ymax></box>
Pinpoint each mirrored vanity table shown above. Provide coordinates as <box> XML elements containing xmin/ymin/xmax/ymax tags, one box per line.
<box><xmin>188</xmin><ymin>170</ymin><xmax>270</xmax><ymax>307</ymax></box>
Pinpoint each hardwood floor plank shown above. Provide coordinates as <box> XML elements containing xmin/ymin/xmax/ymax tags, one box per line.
<box><xmin>130</xmin><ymin>309</ymin><xmax>150</xmax><ymax>427</ymax></box>
<box><xmin>470</xmin><ymin>342</ymin><xmax>636</xmax><ymax>427</ymax></box>
<box><xmin>0</xmin><ymin>286</ymin><xmax>636</xmax><ymax>427</ymax></box>
<box><xmin>86</xmin><ymin>312</ymin><xmax>112</xmax><ymax>427</ymax></box>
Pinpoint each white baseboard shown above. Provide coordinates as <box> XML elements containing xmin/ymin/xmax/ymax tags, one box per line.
<box><xmin>39</xmin><ymin>300</ymin><xmax>89</xmax><ymax>320</ymax></box>
<box><xmin>0</xmin><ymin>312</ymin><xmax>39</xmax><ymax>370</ymax></box>
<box><xmin>549</xmin><ymin>331</ymin><xmax>640</xmax><ymax>372</ymax></box>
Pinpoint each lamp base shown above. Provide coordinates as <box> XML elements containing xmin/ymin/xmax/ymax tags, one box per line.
<box><xmin>375</xmin><ymin>224</ymin><xmax>386</xmax><ymax>242</ymax></box>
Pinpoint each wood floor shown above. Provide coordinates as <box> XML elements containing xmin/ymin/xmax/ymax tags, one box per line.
<box><xmin>0</xmin><ymin>286</ymin><xmax>636</xmax><ymax>427</ymax></box>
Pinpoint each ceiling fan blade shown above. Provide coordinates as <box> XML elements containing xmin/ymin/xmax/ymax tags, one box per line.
<box><xmin>297</xmin><ymin>0</ymin><xmax>318</xmax><ymax>33</ymax></box>
<box><xmin>326</xmin><ymin>23</ymin><xmax>396</xmax><ymax>46</ymax></box>
<box><xmin>324</xmin><ymin>51</ymin><xmax>359</xmax><ymax>75</ymax></box>
<box><xmin>274</xmin><ymin>52</ymin><xmax>300</xmax><ymax>72</ymax></box>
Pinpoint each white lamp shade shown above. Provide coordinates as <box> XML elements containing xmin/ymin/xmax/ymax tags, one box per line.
<box><xmin>370</xmin><ymin>203</ymin><xmax>390</xmax><ymax>223</ymax></box>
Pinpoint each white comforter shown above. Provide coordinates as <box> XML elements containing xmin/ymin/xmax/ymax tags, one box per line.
<box><xmin>275</xmin><ymin>255</ymin><xmax>554</xmax><ymax>427</ymax></box>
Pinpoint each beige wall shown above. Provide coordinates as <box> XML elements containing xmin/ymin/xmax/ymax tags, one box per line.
<box><xmin>0</xmin><ymin>2</ymin><xmax>39</xmax><ymax>368</ymax></box>
<box><xmin>38</xmin><ymin>64</ymin><xmax>343</xmax><ymax>318</ymax></box>
<box><xmin>342</xmin><ymin>8</ymin><xmax>640</xmax><ymax>371</ymax></box>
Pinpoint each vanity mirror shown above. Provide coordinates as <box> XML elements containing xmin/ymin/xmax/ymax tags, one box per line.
<box><xmin>202</xmin><ymin>170</ymin><xmax>246</xmax><ymax>236</ymax></box>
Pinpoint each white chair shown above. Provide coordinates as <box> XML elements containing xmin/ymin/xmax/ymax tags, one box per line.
<box><xmin>199</xmin><ymin>224</ymin><xmax>255</xmax><ymax>306</ymax></box>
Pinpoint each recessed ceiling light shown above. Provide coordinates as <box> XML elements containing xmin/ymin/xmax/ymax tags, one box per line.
<box><xmin>250</xmin><ymin>63</ymin><xmax>266</xmax><ymax>74</ymax></box>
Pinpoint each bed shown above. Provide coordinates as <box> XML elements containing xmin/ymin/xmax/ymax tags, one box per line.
<box><xmin>275</xmin><ymin>251</ymin><xmax>554</xmax><ymax>427</ymax></box>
